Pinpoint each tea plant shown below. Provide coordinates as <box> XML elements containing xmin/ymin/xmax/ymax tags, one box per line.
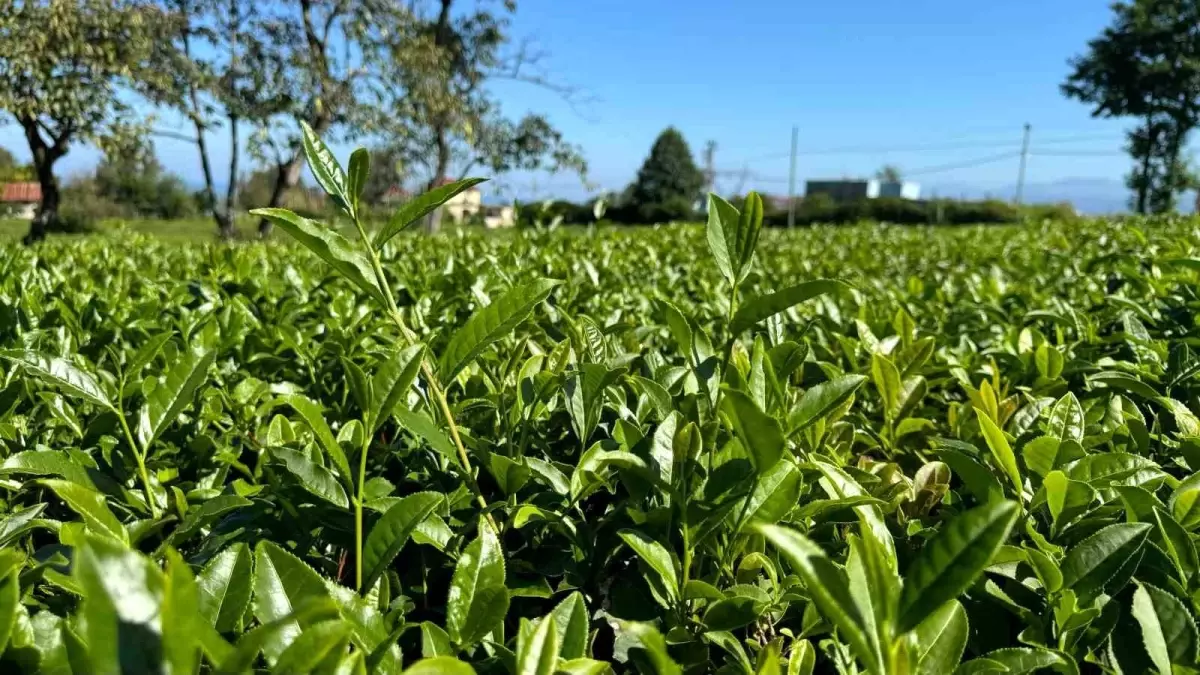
<box><xmin>3</xmin><ymin>124</ymin><xmax>1200</xmax><ymax>673</ymax></box>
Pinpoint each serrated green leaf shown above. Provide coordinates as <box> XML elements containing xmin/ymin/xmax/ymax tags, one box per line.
<box><xmin>375</xmin><ymin>178</ymin><xmax>489</xmax><ymax>248</ymax></box>
<box><xmin>1</xmin><ymin>350</ymin><xmax>111</xmax><ymax>409</ymax></box>
<box><xmin>41</xmin><ymin>479</ymin><xmax>127</xmax><ymax>544</ymax></box>
<box><xmin>788</xmin><ymin>374</ymin><xmax>867</xmax><ymax>433</ymax></box>
<box><xmin>1060</xmin><ymin>522</ymin><xmax>1151</xmax><ymax>604</ymax></box>
<box><xmin>1131</xmin><ymin>581</ymin><xmax>1199</xmax><ymax>673</ymax></box>
<box><xmin>618</xmin><ymin>529</ymin><xmax>680</xmax><ymax>601</ymax></box>
<box><xmin>136</xmin><ymin>339</ymin><xmax>214</xmax><ymax>449</ymax></box>
<box><xmin>897</xmin><ymin>500</ymin><xmax>1019</xmax><ymax>632</ymax></box>
<box><xmin>197</xmin><ymin>543</ymin><xmax>253</xmax><ymax>633</ymax></box>
<box><xmin>915</xmin><ymin>600</ymin><xmax>969</xmax><ymax>675</ymax></box>
<box><xmin>300</xmin><ymin>121</ymin><xmax>349</xmax><ymax>208</ymax></box>
<box><xmin>730</xmin><ymin>279</ymin><xmax>849</xmax><ymax>335</ymax></box>
<box><xmin>976</xmin><ymin>412</ymin><xmax>1023</xmax><ymax>498</ymax></box>
<box><xmin>722</xmin><ymin>388</ymin><xmax>784</xmax><ymax>474</ymax></box>
<box><xmin>439</xmin><ymin>278</ymin><xmax>561</xmax><ymax>380</ymax></box>
<box><xmin>370</xmin><ymin>343</ymin><xmax>425</xmax><ymax>432</ymax></box>
<box><xmin>447</xmin><ymin>523</ymin><xmax>508</xmax><ymax>648</ymax></box>
<box><xmin>249</xmin><ymin>208</ymin><xmax>384</xmax><ymax>304</ymax></box>
<box><xmin>516</xmin><ymin>615</ymin><xmax>558</xmax><ymax>675</ymax></box>
<box><xmin>361</xmin><ymin>492</ymin><xmax>442</xmax><ymax>592</ymax></box>
<box><xmin>252</xmin><ymin>540</ymin><xmax>334</xmax><ymax>664</ymax></box>
<box><xmin>758</xmin><ymin>524</ymin><xmax>882</xmax><ymax>673</ymax></box>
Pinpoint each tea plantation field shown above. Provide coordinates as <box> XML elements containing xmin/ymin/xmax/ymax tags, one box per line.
<box><xmin>3</xmin><ymin>211</ymin><xmax>1200</xmax><ymax>673</ymax></box>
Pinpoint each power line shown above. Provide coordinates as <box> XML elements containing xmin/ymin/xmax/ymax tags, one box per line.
<box><xmin>1033</xmin><ymin>149</ymin><xmax>1125</xmax><ymax>157</ymax></box>
<box><xmin>724</xmin><ymin>132</ymin><xmax>1126</xmax><ymax>166</ymax></box>
<box><xmin>890</xmin><ymin>151</ymin><xmax>1024</xmax><ymax>177</ymax></box>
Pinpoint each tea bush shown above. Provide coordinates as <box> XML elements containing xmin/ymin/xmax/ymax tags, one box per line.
<box><xmin>2</xmin><ymin>126</ymin><xmax>1200</xmax><ymax>673</ymax></box>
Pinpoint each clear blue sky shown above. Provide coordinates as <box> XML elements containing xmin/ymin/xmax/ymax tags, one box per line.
<box><xmin>0</xmin><ymin>0</ymin><xmax>1138</xmax><ymax>204</ymax></box>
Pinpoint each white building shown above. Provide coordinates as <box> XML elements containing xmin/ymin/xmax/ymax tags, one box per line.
<box><xmin>437</xmin><ymin>178</ymin><xmax>514</xmax><ymax>228</ymax></box>
<box><xmin>1</xmin><ymin>183</ymin><xmax>40</xmax><ymax>219</ymax></box>
<box><xmin>805</xmin><ymin>179</ymin><xmax>921</xmax><ymax>202</ymax></box>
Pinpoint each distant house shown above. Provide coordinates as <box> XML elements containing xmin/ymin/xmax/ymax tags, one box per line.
<box><xmin>805</xmin><ymin>179</ymin><xmax>920</xmax><ymax>202</ymax></box>
<box><xmin>432</xmin><ymin>177</ymin><xmax>516</xmax><ymax>228</ymax></box>
<box><xmin>1</xmin><ymin>182</ymin><xmax>40</xmax><ymax>219</ymax></box>
<box><xmin>482</xmin><ymin>204</ymin><xmax>515</xmax><ymax>229</ymax></box>
<box><xmin>438</xmin><ymin>177</ymin><xmax>483</xmax><ymax>223</ymax></box>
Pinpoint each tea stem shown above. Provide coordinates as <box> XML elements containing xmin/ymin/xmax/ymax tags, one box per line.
<box><xmin>359</xmin><ymin>227</ymin><xmax>496</xmax><ymax>533</ymax></box>
<box><xmin>116</xmin><ymin>409</ymin><xmax>160</xmax><ymax>519</ymax></box>
<box><xmin>355</xmin><ymin>432</ymin><xmax>370</xmax><ymax>591</ymax></box>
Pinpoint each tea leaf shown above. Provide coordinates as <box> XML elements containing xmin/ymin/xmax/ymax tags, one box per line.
<box><xmin>361</xmin><ymin>492</ymin><xmax>443</xmax><ymax>592</ymax></box>
<box><xmin>897</xmin><ymin>500</ymin><xmax>1019</xmax><ymax>632</ymax></box>
<box><xmin>439</xmin><ymin>278</ymin><xmax>561</xmax><ymax>380</ymax></box>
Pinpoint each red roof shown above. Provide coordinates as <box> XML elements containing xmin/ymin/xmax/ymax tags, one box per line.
<box><xmin>1</xmin><ymin>183</ymin><xmax>40</xmax><ymax>203</ymax></box>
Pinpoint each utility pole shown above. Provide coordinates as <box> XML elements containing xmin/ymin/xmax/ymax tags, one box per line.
<box><xmin>735</xmin><ymin>163</ymin><xmax>750</xmax><ymax>195</ymax></box>
<box><xmin>702</xmin><ymin>141</ymin><xmax>717</xmax><ymax>210</ymax></box>
<box><xmin>1015</xmin><ymin>123</ymin><xmax>1031</xmax><ymax>205</ymax></box>
<box><xmin>787</xmin><ymin>125</ymin><xmax>798</xmax><ymax>228</ymax></box>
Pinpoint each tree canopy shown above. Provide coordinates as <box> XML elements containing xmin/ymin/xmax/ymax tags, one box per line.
<box><xmin>0</xmin><ymin>0</ymin><xmax>187</xmax><ymax>241</ymax></box>
<box><xmin>1062</xmin><ymin>0</ymin><xmax>1200</xmax><ymax>213</ymax></box>
<box><xmin>626</xmin><ymin>127</ymin><xmax>705</xmax><ymax>223</ymax></box>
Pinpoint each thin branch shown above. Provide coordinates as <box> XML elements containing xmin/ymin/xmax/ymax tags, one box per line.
<box><xmin>151</xmin><ymin>128</ymin><xmax>198</xmax><ymax>143</ymax></box>
<box><xmin>490</xmin><ymin>37</ymin><xmax>599</xmax><ymax>121</ymax></box>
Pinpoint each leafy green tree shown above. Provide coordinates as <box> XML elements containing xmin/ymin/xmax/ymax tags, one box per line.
<box><xmin>627</xmin><ymin>127</ymin><xmax>705</xmax><ymax>222</ymax></box>
<box><xmin>0</xmin><ymin>0</ymin><xmax>186</xmax><ymax>242</ymax></box>
<box><xmin>166</xmin><ymin>0</ymin><xmax>292</xmax><ymax>239</ymax></box>
<box><xmin>93</xmin><ymin>148</ymin><xmax>198</xmax><ymax>219</ymax></box>
<box><xmin>246</xmin><ymin>0</ymin><xmax>438</xmax><ymax>237</ymax></box>
<box><xmin>1062</xmin><ymin>0</ymin><xmax>1200</xmax><ymax>213</ymax></box>
<box><xmin>391</xmin><ymin>0</ymin><xmax>587</xmax><ymax>232</ymax></box>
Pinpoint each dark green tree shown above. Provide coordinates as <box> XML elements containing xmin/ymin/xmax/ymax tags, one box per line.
<box><xmin>1062</xmin><ymin>0</ymin><xmax>1200</xmax><ymax>213</ymax></box>
<box><xmin>627</xmin><ymin>127</ymin><xmax>705</xmax><ymax>222</ymax></box>
<box><xmin>93</xmin><ymin>147</ymin><xmax>198</xmax><ymax>219</ymax></box>
<box><xmin>0</xmin><ymin>0</ymin><xmax>186</xmax><ymax>242</ymax></box>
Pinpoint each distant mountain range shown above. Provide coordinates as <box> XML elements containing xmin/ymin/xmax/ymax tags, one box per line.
<box><xmin>924</xmin><ymin>177</ymin><xmax>1198</xmax><ymax>215</ymax></box>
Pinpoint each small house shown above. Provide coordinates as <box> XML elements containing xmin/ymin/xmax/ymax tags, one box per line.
<box><xmin>482</xmin><ymin>204</ymin><xmax>515</xmax><ymax>229</ymax></box>
<box><xmin>1</xmin><ymin>182</ymin><xmax>40</xmax><ymax>219</ymax></box>
<box><xmin>438</xmin><ymin>177</ymin><xmax>483</xmax><ymax>223</ymax></box>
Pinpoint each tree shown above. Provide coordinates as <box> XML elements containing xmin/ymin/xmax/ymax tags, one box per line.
<box><xmin>0</xmin><ymin>146</ymin><xmax>33</xmax><ymax>182</ymax></box>
<box><xmin>1062</xmin><ymin>0</ymin><xmax>1200</xmax><ymax>213</ymax></box>
<box><xmin>0</xmin><ymin>0</ymin><xmax>185</xmax><ymax>243</ymax></box>
<box><xmin>166</xmin><ymin>0</ymin><xmax>291</xmax><ymax>238</ymax></box>
<box><xmin>359</xmin><ymin>144</ymin><xmax>409</xmax><ymax>205</ymax></box>
<box><xmin>626</xmin><ymin>127</ymin><xmax>705</xmax><ymax>222</ymax></box>
<box><xmin>391</xmin><ymin>0</ymin><xmax>588</xmax><ymax>232</ymax></box>
<box><xmin>246</xmin><ymin>0</ymin><xmax>434</xmax><ymax>237</ymax></box>
<box><xmin>876</xmin><ymin>165</ymin><xmax>903</xmax><ymax>182</ymax></box>
<box><xmin>93</xmin><ymin>147</ymin><xmax>198</xmax><ymax>219</ymax></box>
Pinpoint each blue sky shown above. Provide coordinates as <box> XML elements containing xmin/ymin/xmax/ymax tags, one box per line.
<box><xmin>0</xmin><ymin>0</ymin><xmax>1139</xmax><ymax>204</ymax></box>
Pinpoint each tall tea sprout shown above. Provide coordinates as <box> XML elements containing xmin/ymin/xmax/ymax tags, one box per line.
<box><xmin>251</xmin><ymin>124</ymin><xmax>557</xmax><ymax>590</ymax></box>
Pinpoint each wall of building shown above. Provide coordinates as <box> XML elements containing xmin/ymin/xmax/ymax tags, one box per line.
<box><xmin>806</xmin><ymin>179</ymin><xmax>920</xmax><ymax>202</ymax></box>
<box><xmin>445</xmin><ymin>189</ymin><xmax>483</xmax><ymax>222</ymax></box>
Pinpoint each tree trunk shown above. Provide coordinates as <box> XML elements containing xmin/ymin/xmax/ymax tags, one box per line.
<box><xmin>257</xmin><ymin>154</ymin><xmax>305</xmax><ymax>238</ymax></box>
<box><xmin>1134</xmin><ymin>120</ymin><xmax>1156</xmax><ymax>215</ymax></box>
<box><xmin>24</xmin><ymin>162</ymin><xmax>60</xmax><ymax>245</ymax></box>
<box><xmin>423</xmin><ymin>0</ymin><xmax>455</xmax><ymax>235</ymax></box>
<box><xmin>224</xmin><ymin>114</ymin><xmax>240</xmax><ymax>239</ymax></box>
<box><xmin>19</xmin><ymin>116</ymin><xmax>64</xmax><ymax>245</ymax></box>
<box><xmin>424</xmin><ymin>129</ymin><xmax>452</xmax><ymax>234</ymax></box>
<box><xmin>190</xmin><ymin>112</ymin><xmax>231</xmax><ymax>239</ymax></box>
